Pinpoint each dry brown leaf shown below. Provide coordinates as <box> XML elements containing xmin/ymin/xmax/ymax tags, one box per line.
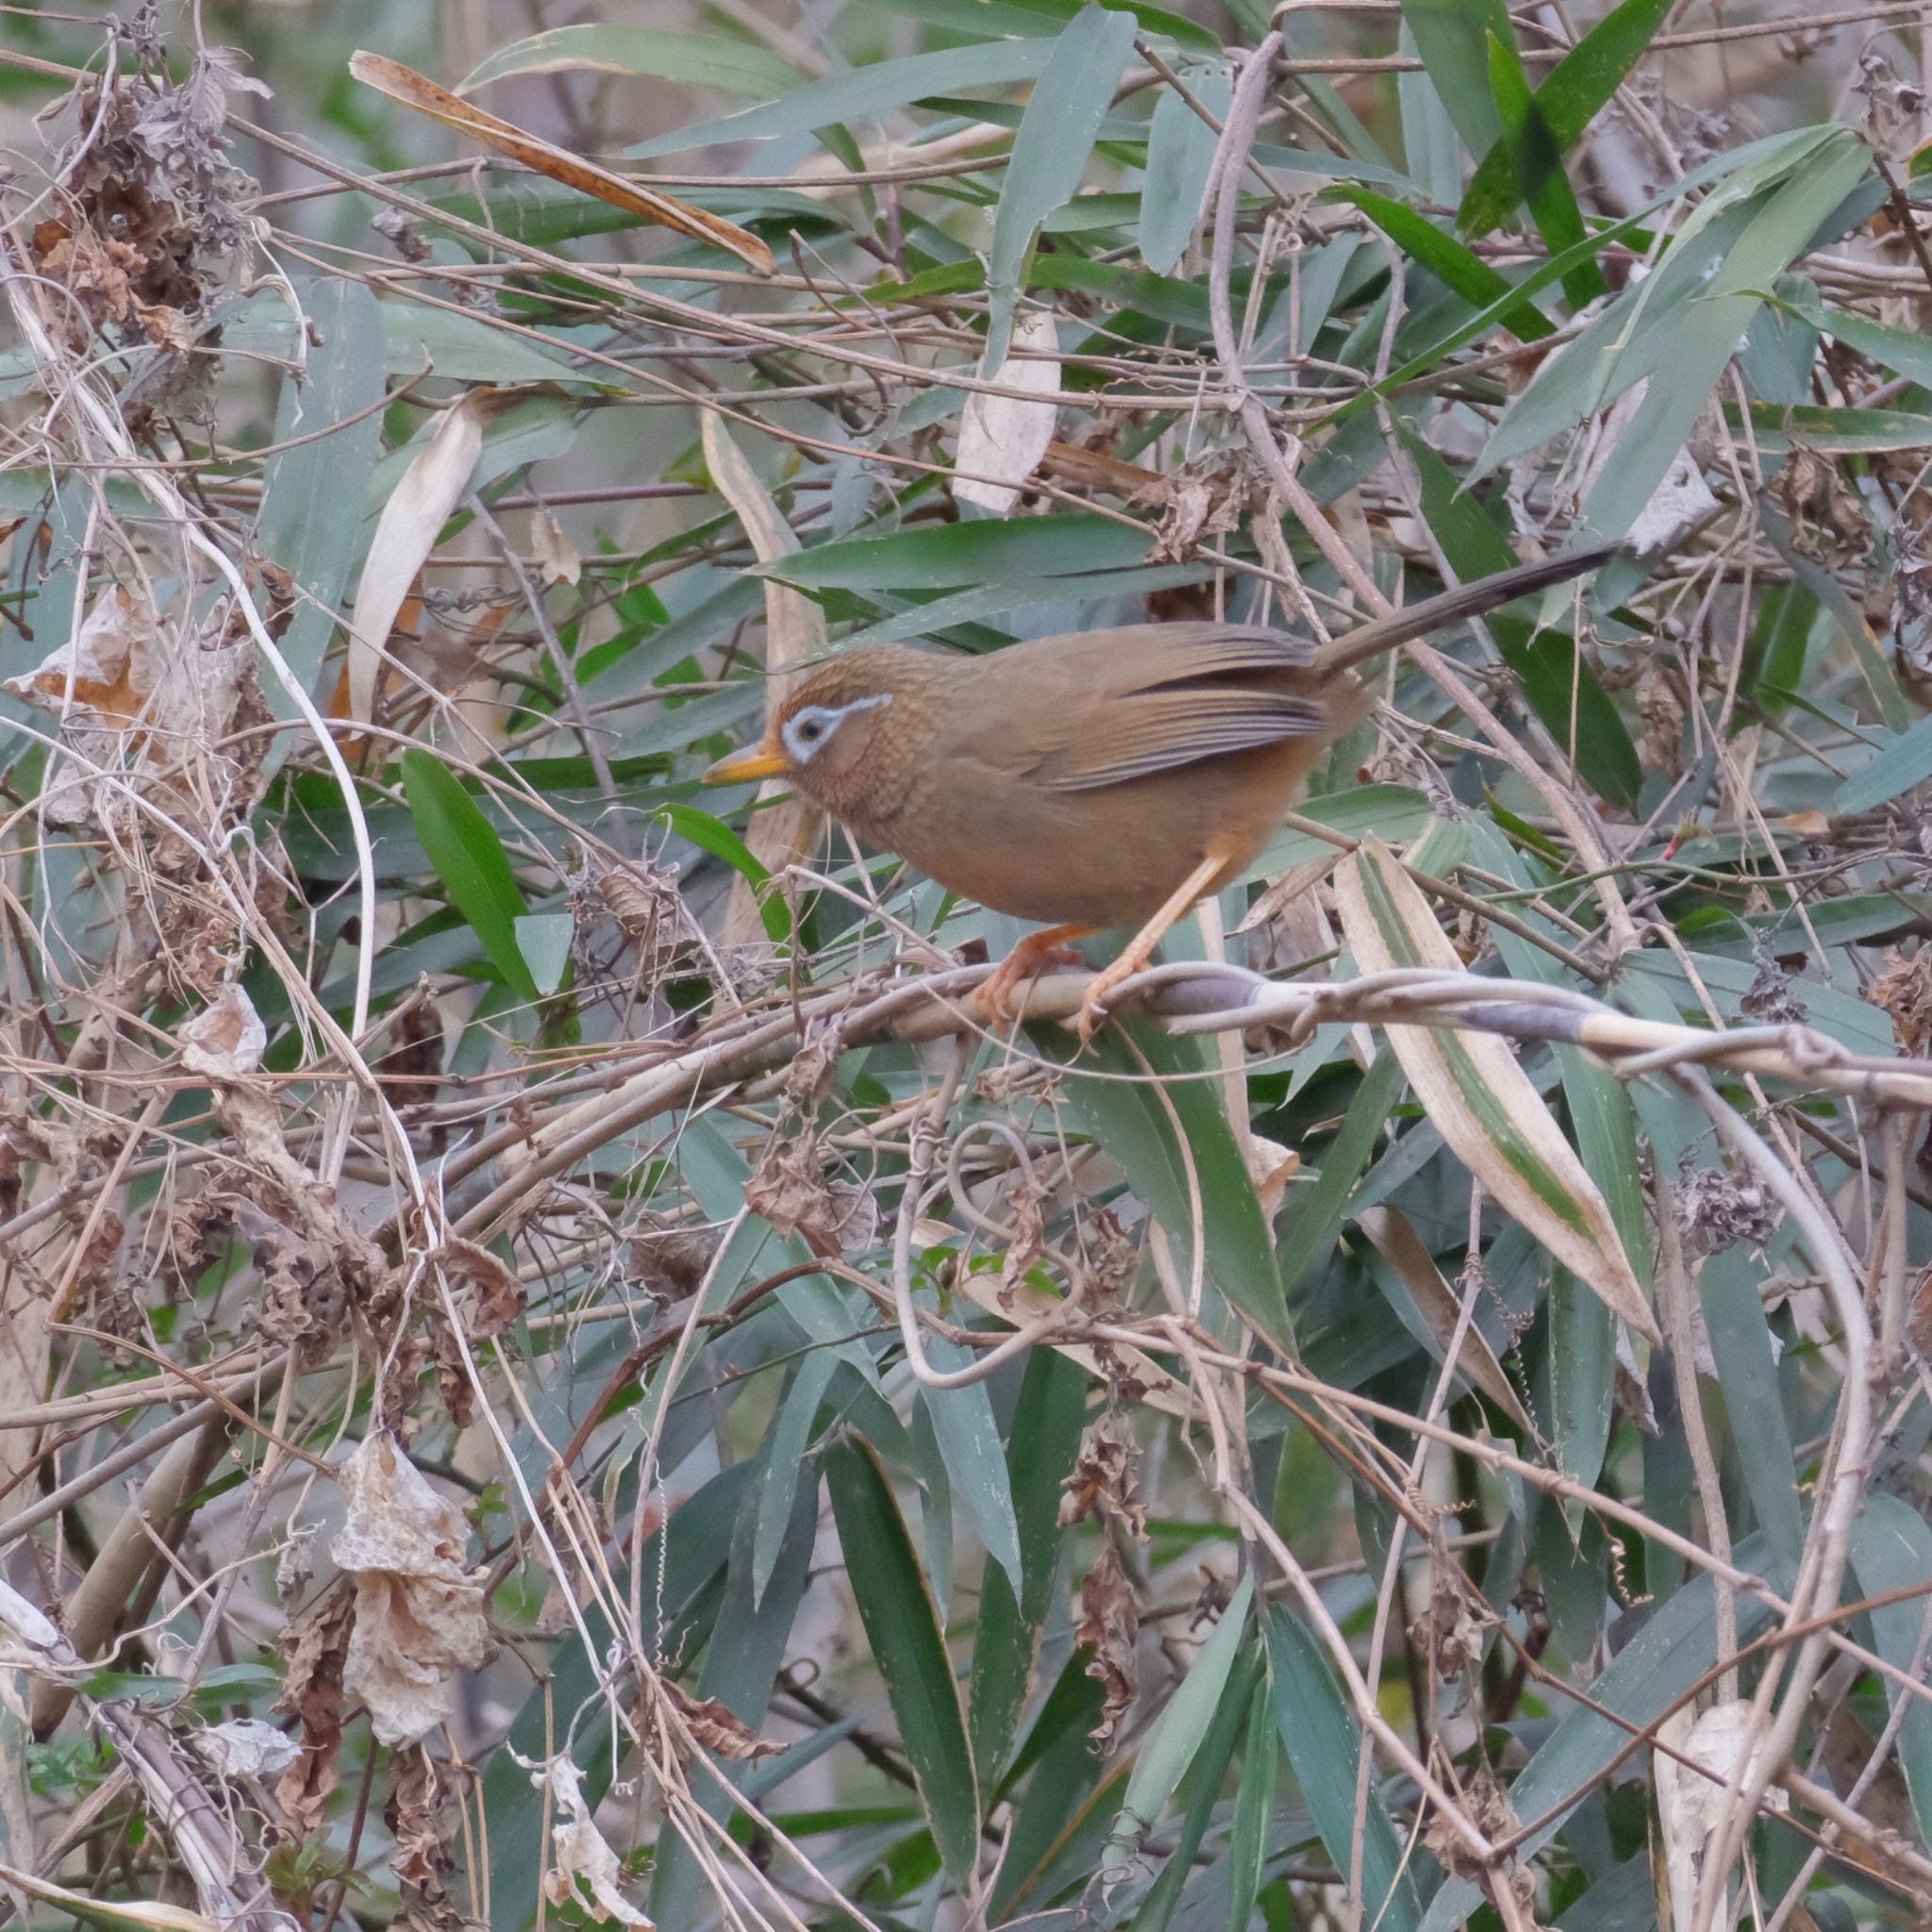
<box><xmin>529</xmin><ymin>507</ymin><xmax>582</xmax><ymax>586</ymax></box>
<box><xmin>1657</xmin><ymin>1700</ymin><xmax>1790</xmax><ymax>1929</ymax></box>
<box><xmin>177</xmin><ymin>984</ymin><xmax>266</xmax><ymax>1080</ymax></box>
<box><xmin>1076</xmin><ymin>1541</ymin><xmax>1139</xmax><ymax>1750</ymax></box>
<box><xmin>5</xmin><ymin>583</ymin><xmax>158</xmax><ymax>725</ymax></box>
<box><xmin>1137</xmin><ymin>450</ymin><xmax>1264</xmax><ymax>564</ymax></box>
<box><xmin>352</xmin><ymin>51</ymin><xmax>774</xmax><ymax>275</ymax></box>
<box><xmin>955</xmin><ymin>308</ymin><xmax>1060</xmax><ymax>514</ymax></box>
<box><xmin>745</xmin><ymin>1130</ymin><xmax>877</xmax><ymax>1254</ymax></box>
<box><xmin>274</xmin><ymin>1579</ymin><xmax>355</xmax><ymax>1833</ymax></box>
<box><xmin>349</xmin><ymin>389</ymin><xmax>513</xmax><ymax>726</ymax></box>
<box><xmin>425</xmin><ymin>1238</ymin><xmax>525</xmax><ymax>1426</ymax></box>
<box><xmin>1059</xmin><ymin>1411</ymin><xmax>1148</xmax><ymax>1538</ymax></box>
<box><xmin>662</xmin><ymin>1680</ymin><xmax>782</xmax><ymax>1760</ymax></box>
<box><xmin>540</xmin><ymin>1757</ymin><xmax>656</xmax><ymax>1928</ymax></box>
<box><xmin>331</xmin><ymin>1431</ymin><xmax>495</xmax><ymax>1748</ymax></box>
<box><xmin>387</xmin><ymin>1744</ymin><xmax>465</xmax><ymax>1932</ymax></box>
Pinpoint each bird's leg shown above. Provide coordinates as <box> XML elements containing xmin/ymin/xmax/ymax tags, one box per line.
<box><xmin>977</xmin><ymin>924</ymin><xmax>1100</xmax><ymax>1026</ymax></box>
<box><xmin>1077</xmin><ymin>852</ymin><xmax>1229</xmax><ymax>1045</ymax></box>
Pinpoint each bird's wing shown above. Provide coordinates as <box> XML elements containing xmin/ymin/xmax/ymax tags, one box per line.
<box><xmin>1028</xmin><ymin>686</ymin><xmax>1329</xmax><ymax>791</ymax></box>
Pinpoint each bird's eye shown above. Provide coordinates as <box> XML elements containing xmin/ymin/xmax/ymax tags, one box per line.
<box><xmin>797</xmin><ymin>718</ymin><xmax>822</xmax><ymax>741</ymax></box>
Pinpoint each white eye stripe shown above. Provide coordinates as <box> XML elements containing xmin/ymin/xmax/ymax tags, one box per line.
<box><xmin>782</xmin><ymin>691</ymin><xmax>891</xmax><ymax>764</ymax></box>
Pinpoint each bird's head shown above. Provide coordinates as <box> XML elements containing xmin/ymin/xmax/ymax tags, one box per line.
<box><xmin>701</xmin><ymin>649</ymin><xmax>923</xmax><ymax>818</ymax></box>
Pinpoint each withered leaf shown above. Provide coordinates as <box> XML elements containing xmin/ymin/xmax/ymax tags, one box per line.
<box><xmin>1076</xmin><ymin>1541</ymin><xmax>1140</xmax><ymax>1751</ymax></box>
<box><xmin>662</xmin><ymin>1680</ymin><xmax>782</xmax><ymax>1761</ymax></box>
<box><xmin>1058</xmin><ymin>1411</ymin><xmax>1148</xmax><ymax>1539</ymax></box>
<box><xmin>273</xmin><ymin>1579</ymin><xmax>356</xmax><ymax>1833</ymax></box>
<box><xmin>746</xmin><ymin>1130</ymin><xmax>877</xmax><ymax>1255</ymax></box>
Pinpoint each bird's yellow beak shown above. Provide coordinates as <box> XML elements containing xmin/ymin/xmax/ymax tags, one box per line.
<box><xmin>701</xmin><ymin>742</ymin><xmax>789</xmax><ymax>785</ymax></box>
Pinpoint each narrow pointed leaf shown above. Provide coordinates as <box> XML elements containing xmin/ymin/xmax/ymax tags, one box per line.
<box><xmin>1334</xmin><ymin>836</ymin><xmax>1658</xmax><ymax>1341</ymax></box>
<box><xmin>825</xmin><ymin>1435</ymin><xmax>981</xmax><ymax>1884</ymax></box>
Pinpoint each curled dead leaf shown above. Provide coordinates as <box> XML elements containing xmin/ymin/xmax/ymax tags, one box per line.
<box><xmin>539</xmin><ymin>1757</ymin><xmax>656</xmax><ymax>1928</ymax></box>
<box><xmin>178</xmin><ymin>984</ymin><xmax>266</xmax><ymax>1080</ymax></box>
<box><xmin>1076</xmin><ymin>1540</ymin><xmax>1139</xmax><ymax>1751</ymax></box>
<box><xmin>746</xmin><ymin>1130</ymin><xmax>877</xmax><ymax>1255</ymax></box>
<box><xmin>660</xmin><ymin>1680</ymin><xmax>782</xmax><ymax>1761</ymax></box>
<box><xmin>331</xmin><ymin>1431</ymin><xmax>495</xmax><ymax>1748</ymax></box>
<box><xmin>1058</xmin><ymin>1411</ymin><xmax>1147</xmax><ymax>1538</ymax></box>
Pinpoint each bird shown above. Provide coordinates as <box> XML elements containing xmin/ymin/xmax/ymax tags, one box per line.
<box><xmin>703</xmin><ymin>545</ymin><xmax>1616</xmax><ymax>1042</ymax></box>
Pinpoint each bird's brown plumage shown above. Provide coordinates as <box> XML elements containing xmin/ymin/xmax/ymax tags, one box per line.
<box><xmin>703</xmin><ymin>545</ymin><xmax>1615</xmax><ymax>1032</ymax></box>
<box><xmin>745</xmin><ymin>627</ymin><xmax>1366</xmax><ymax>928</ymax></box>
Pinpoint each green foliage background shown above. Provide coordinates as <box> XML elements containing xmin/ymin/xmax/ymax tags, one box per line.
<box><xmin>3</xmin><ymin>4</ymin><xmax>1932</xmax><ymax>1930</ymax></box>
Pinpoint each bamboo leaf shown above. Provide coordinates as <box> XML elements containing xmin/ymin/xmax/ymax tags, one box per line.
<box><xmin>984</xmin><ymin>6</ymin><xmax>1139</xmax><ymax>366</ymax></box>
<box><xmin>1334</xmin><ymin>836</ymin><xmax>1658</xmax><ymax>1342</ymax></box>
<box><xmin>1266</xmin><ymin>1607</ymin><xmax>1421</xmax><ymax>1932</ymax></box>
<box><xmin>401</xmin><ymin>750</ymin><xmax>538</xmax><ymax>1002</ymax></box>
<box><xmin>825</xmin><ymin>1435</ymin><xmax>981</xmax><ymax>1884</ymax></box>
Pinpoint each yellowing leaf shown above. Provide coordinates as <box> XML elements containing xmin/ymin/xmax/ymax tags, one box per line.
<box><xmin>348</xmin><ymin>389</ymin><xmax>507</xmax><ymax>725</ymax></box>
<box><xmin>1335</xmin><ymin>834</ymin><xmax>1659</xmax><ymax>1343</ymax></box>
<box><xmin>350</xmin><ymin>52</ymin><xmax>774</xmax><ymax>275</ymax></box>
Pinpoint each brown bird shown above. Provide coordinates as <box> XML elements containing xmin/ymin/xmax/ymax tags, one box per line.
<box><xmin>704</xmin><ymin>546</ymin><xmax>1615</xmax><ymax>1041</ymax></box>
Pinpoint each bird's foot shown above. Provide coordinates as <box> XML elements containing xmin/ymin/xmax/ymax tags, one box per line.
<box><xmin>976</xmin><ymin>926</ymin><xmax>1096</xmax><ymax>1027</ymax></box>
<box><xmin>1074</xmin><ymin>957</ymin><xmax>1139</xmax><ymax>1045</ymax></box>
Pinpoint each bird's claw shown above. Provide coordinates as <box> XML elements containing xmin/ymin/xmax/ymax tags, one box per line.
<box><xmin>976</xmin><ymin>941</ymin><xmax>1089</xmax><ymax>1029</ymax></box>
<box><xmin>1075</xmin><ymin>994</ymin><xmax>1108</xmax><ymax>1046</ymax></box>
<box><xmin>1074</xmin><ymin>962</ymin><xmax>1134</xmax><ymax>1045</ymax></box>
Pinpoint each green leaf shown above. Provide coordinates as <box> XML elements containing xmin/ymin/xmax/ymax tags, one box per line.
<box><xmin>984</xmin><ymin>5</ymin><xmax>1140</xmax><ymax>364</ymax></box>
<box><xmin>629</xmin><ymin>41</ymin><xmax>1053</xmax><ymax>160</ymax></box>
<box><xmin>255</xmin><ymin>277</ymin><xmax>384</xmax><ymax>778</ymax></box>
<box><xmin>379</xmin><ymin>301</ymin><xmax>580</xmax><ymax>385</ymax></box>
<box><xmin>461</xmin><ymin>25</ymin><xmax>800</xmax><ymax>98</ymax></box>
<box><xmin>1460</xmin><ymin>0</ymin><xmax>1673</xmax><ymax>234</ymax></box>
<box><xmin>968</xmin><ymin>1345</ymin><xmax>1089</xmax><ymax>1789</ymax></box>
<box><xmin>1474</xmin><ymin>126</ymin><xmax>1847</xmax><ymax>486</ymax></box>
<box><xmin>824</xmin><ymin>1435</ymin><xmax>981</xmax><ymax>1885</ymax></box>
<box><xmin>1397</xmin><ymin>0</ymin><xmax>1511</xmax><ymax>159</ymax></box>
<box><xmin>484</xmin><ymin>1461</ymin><xmax>758</xmax><ymax>1929</ymax></box>
<box><xmin>1834</xmin><ymin>712</ymin><xmax>1932</xmax><ymax>815</ymax></box>
<box><xmin>1849</xmin><ymin>1493</ymin><xmax>1932</xmax><ymax>1849</ymax></box>
<box><xmin>1064</xmin><ymin>1024</ymin><xmax>1292</xmax><ymax>1353</ymax></box>
<box><xmin>1502</xmin><ymin>628</ymin><xmax>1641</xmax><ymax>811</ymax></box>
<box><xmin>990</xmin><ymin>1657</ymin><xmax>1108</xmax><ymax>1916</ymax></box>
<box><xmin>1699</xmin><ymin>1249</ymin><xmax>1803</xmax><ymax>1566</ymax></box>
<box><xmin>1485</xmin><ymin>29</ymin><xmax>1604</xmax><ymax>308</ymax></box>
<box><xmin>1224</xmin><ymin>1675</ymin><xmax>1279</xmax><ymax>1932</ymax></box>
<box><xmin>1489</xmin><ymin>128</ymin><xmax>1873</xmax><ymax>541</ymax></box>
<box><xmin>884</xmin><ymin>0</ymin><xmax>1221</xmax><ymax>54</ymax></box>
<box><xmin>752</xmin><ymin>1350</ymin><xmax>841</xmax><ymax>1605</ymax></box>
<box><xmin>1396</xmin><ymin>425</ymin><xmax>1639</xmax><ymax>810</ymax></box>
<box><xmin>1266</xmin><ymin>1607</ymin><xmax>1421</xmax><ymax>1932</ymax></box>
<box><xmin>649</xmin><ymin>1459</ymin><xmax>822</xmax><ymax>1926</ymax></box>
<box><xmin>1140</xmin><ymin>68</ymin><xmax>1231</xmax><ymax>274</ymax></box>
<box><xmin>1343</xmin><ymin>190</ymin><xmax>1555</xmax><ymax>341</ymax></box>
<box><xmin>400</xmin><ymin>750</ymin><xmax>538</xmax><ymax>1002</ymax></box>
<box><xmin>511</xmin><ymin>914</ymin><xmax>573</xmax><ymax>997</ymax></box>
<box><xmin>920</xmin><ymin>1337</ymin><xmax>1024</xmax><ymax>1591</ymax></box>
<box><xmin>1736</xmin><ymin>401</ymin><xmax>1932</xmax><ymax>454</ymax></box>
<box><xmin>1119</xmin><ymin>1573</ymin><xmax>1254</xmax><ymax>1833</ymax></box>
<box><xmin>1780</xmin><ymin>284</ymin><xmax>1932</xmax><ymax>391</ymax></box>
<box><xmin>1278</xmin><ymin>1050</ymin><xmax>1405</xmax><ymax>1300</ymax></box>
<box><xmin>658</xmin><ymin>802</ymin><xmax>791</xmax><ymax>942</ymax></box>
<box><xmin>763</xmin><ymin>512</ymin><xmax>1151</xmax><ymax>591</ymax></box>
<box><xmin>1129</xmin><ymin>1647</ymin><xmax>1263</xmax><ymax>1932</ymax></box>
